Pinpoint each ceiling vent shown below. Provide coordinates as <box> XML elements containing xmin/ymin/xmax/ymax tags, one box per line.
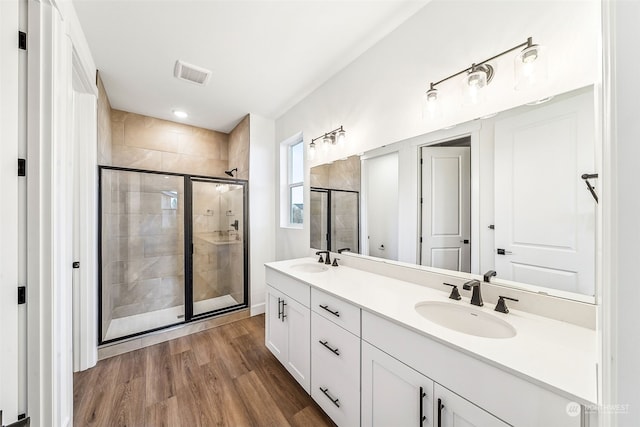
<box><xmin>173</xmin><ymin>60</ymin><xmax>211</xmax><ymax>86</ymax></box>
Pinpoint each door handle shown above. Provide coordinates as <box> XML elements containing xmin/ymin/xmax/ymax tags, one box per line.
<box><xmin>419</xmin><ymin>386</ymin><xmax>427</xmax><ymax>425</ymax></box>
<box><xmin>460</xmin><ymin>239</ymin><xmax>469</xmax><ymax>244</ymax></box>
<box><xmin>277</xmin><ymin>297</ymin><xmax>282</xmax><ymax>319</ymax></box>
<box><xmin>437</xmin><ymin>398</ymin><xmax>444</xmax><ymax>427</ymax></box>
<box><xmin>497</xmin><ymin>248</ymin><xmax>513</xmax><ymax>255</ymax></box>
<box><xmin>281</xmin><ymin>301</ymin><xmax>287</xmax><ymax>322</ymax></box>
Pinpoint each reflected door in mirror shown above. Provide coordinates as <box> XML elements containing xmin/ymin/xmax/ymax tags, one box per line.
<box><xmin>420</xmin><ymin>146</ymin><xmax>471</xmax><ymax>272</ymax></box>
<box><xmin>494</xmin><ymin>91</ymin><xmax>595</xmax><ymax>295</ymax></box>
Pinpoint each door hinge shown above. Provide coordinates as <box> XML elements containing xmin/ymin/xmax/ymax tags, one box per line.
<box><xmin>420</xmin><ymin>158</ymin><xmax>423</xmax><ymax>165</ymax></box>
<box><xmin>420</xmin><ymin>197</ymin><xmax>423</xmax><ymax>204</ymax></box>
<box><xmin>18</xmin><ymin>159</ymin><xmax>26</xmax><ymax>177</ymax></box>
<box><xmin>419</xmin><ymin>237</ymin><xmax>423</xmax><ymax>243</ymax></box>
<box><xmin>72</xmin><ymin>262</ymin><xmax>80</xmax><ymax>269</ymax></box>
<box><xmin>18</xmin><ymin>287</ymin><xmax>26</xmax><ymax>305</ymax></box>
<box><xmin>18</xmin><ymin>31</ymin><xmax>26</xmax><ymax>50</ymax></box>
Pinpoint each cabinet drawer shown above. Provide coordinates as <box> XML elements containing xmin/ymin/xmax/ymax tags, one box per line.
<box><xmin>311</xmin><ymin>288</ymin><xmax>360</xmax><ymax>336</ymax></box>
<box><xmin>265</xmin><ymin>267</ymin><xmax>310</xmax><ymax>307</ymax></box>
<box><xmin>311</xmin><ymin>312</ymin><xmax>360</xmax><ymax>427</ymax></box>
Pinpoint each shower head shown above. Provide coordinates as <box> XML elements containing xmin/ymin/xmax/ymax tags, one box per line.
<box><xmin>225</xmin><ymin>168</ymin><xmax>237</xmax><ymax>177</ymax></box>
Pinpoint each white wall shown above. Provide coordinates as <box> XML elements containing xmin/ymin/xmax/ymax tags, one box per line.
<box><xmin>274</xmin><ymin>0</ymin><xmax>599</xmax><ymax>261</ymax></box>
<box><xmin>362</xmin><ymin>152</ymin><xmax>399</xmax><ymax>260</ymax></box>
<box><xmin>249</xmin><ymin>114</ymin><xmax>276</xmax><ymax>315</ymax></box>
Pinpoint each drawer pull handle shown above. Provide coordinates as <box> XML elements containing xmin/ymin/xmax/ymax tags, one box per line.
<box><xmin>319</xmin><ymin>304</ymin><xmax>340</xmax><ymax>317</ymax></box>
<box><xmin>319</xmin><ymin>387</ymin><xmax>340</xmax><ymax>408</ymax></box>
<box><xmin>419</xmin><ymin>386</ymin><xmax>426</xmax><ymax>425</ymax></box>
<box><xmin>318</xmin><ymin>340</ymin><xmax>340</xmax><ymax>356</ymax></box>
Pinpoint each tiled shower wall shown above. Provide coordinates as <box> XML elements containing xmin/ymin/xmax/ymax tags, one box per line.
<box><xmin>110</xmin><ymin>109</ymin><xmax>230</xmax><ymax>176</ymax></box>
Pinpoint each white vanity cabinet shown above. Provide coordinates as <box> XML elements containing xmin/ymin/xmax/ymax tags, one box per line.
<box><xmin>362</xmin><ymin>341</ymin><xmax>434</xmax><ymax>427</ymax></box>
<box><xmin>362</xmin><ymin>339</ymin><xmax>509</xmax><ymax>427</ymax></box>
<box><xmin>362</xmin><ymin>310</ymin><xmax>581</xmax><ymax>427</ymax></box>
<box><xmin>265</xmin><ymin>269</ymin><xmax>311</xmax><ymax>393</ymax></box>
<box><xmin>311</xmin><ymin>288</ymin><xmax>361</xmax><ymax>427</ymax></box>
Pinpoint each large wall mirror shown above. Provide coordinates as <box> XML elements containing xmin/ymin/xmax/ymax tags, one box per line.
<box><xmin>310</xmin><ymin>85</ymin><xmax>598</xmax><ymax>302</ymax></box>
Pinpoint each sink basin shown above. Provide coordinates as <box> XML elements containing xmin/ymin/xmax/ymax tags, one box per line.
<box><xmin>415</xmin><ymin>301</ymin><xmax>516</xmax><ymax>339</ymax></box>
<box><xmin>289</xmin><ymin>263</ymin><xmax>328</xmax><ymax>273</ymax></box>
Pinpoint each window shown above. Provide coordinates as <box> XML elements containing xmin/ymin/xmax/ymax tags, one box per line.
<box><xmin>288</xmin><ymin>140</ymin><xmax>304</xmax><ymax>224</ymax></box>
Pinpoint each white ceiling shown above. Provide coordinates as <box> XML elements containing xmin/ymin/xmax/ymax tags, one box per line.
<box><xmin>73</xmin><ymin>0</ymin><xmax>428</xmax><ymax>133</ymax></box>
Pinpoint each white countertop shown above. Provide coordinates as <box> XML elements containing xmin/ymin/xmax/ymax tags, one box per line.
<box><xmin>265</xmin><ymin>257</ymin><xmax>598</xmax><ymax>405</ymax></box>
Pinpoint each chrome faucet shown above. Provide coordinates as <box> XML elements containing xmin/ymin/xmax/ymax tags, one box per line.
<box><xmin>463</xmin><ymin>279</ymin><xmax>483</xmax><ymax>306</ymax></box>
<box><xmin>315</xmin><ymin>250</ymin><xmax>331</xmax><ymax>265</ymax></box>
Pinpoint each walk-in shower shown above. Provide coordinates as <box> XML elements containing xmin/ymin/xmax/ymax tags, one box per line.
<box><xmin>99</xmin><ymin>166</ymin><xmax>248</xmax><ymax>343</ymax></box>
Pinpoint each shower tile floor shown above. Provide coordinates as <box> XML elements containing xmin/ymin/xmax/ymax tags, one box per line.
<box><xmin>104</xmin><ymin>295</ymin><xmax>239</xmax><ymax>341</ymax></box>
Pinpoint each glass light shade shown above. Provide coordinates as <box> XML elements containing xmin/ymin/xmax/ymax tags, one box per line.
<box><xmin>463</xmin><ymin>69</ymin><xmax>488</xmax><ymax>105</ymax></box>
<box><xmin>336</xmin><ymin>129</ymin><xmax>346</xmax><ymax>145</ymax></box>
<box><xmin>424</xmin><ymin>88</ymin><xmax>441</xmax><ymax>119</ymax></box>
<box><xmin>308</xmin><ymin>141</ymin><xmax>316</xmax><ymax>160</ymax></box>
<box><xmin>322</xmin><ymin>135</ymin><xmax>331</xmax><ymax>151</ymax></box>
<box><xmin>515</xmin><ymin>44</ymin><xmax>548</xmax><ymax>90</ymax></box>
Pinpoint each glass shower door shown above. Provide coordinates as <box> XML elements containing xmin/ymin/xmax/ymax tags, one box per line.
<box><xmin>100</xmin><ymin>169</ymin><xmax>185</xmax><ymax>342</ymax></box>
<box><xmin>190</xmin><ymin>179</ymin><xmax>247</xmax><ymax>317</ymax></box>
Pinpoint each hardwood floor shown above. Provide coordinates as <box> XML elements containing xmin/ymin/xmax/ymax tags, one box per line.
<box><xmin>74</xmin><ymin>314</ymin><xmax>336</xmax><ymax>427</ymax></box>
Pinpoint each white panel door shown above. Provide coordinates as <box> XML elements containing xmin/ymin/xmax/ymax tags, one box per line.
<box><xmin>364</xmin><ymin>153</ymin><xmax>399</xmax><ymax>260</ymax></box>
<box><xmin>435</xmin><ymin>383</ymin><xmax>509</xmax><ymax>427</ymax></box>
<box><xmin>494</xmin><ymin>91</ymin><xmax>595</xmax><ymax>295</ymax></box>
<box><xmin>0</xmin><ymin>0</ymin><xmax>20</xmax><ymax>422</ymax></box>
<box><xmin>362</xmin><ymin>342</ymin><xmax>433</xmax><ymax>427</ymax></box>
<box><xmin>421</xmin><ymin>147</ymin><xmax>471</xmax><ymax>272</ymax></box>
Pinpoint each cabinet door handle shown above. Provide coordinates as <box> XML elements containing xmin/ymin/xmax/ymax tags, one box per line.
<box><xmin>318</xmin><ymin>340</ymin><xmax>340</xmax><ymax>356</ymax></box>
<box><xmin>277</xmin><ymin>297</ymin><xmax>282</xmax><ymax>319</ymax></box>
<box><xmin>437</xmin><ymin>398</ymin><xmax>444</xmax><ymax>427</ymax></box>
<box><xmin>319</xmin><ymin>387</ymin><xmax>340</xmax><ymax>408</ymax></box>
<box><xmin>281</xmin><ymin>301</ymin><xmax>287</xmax><ymax>322</ymax></box>
<box><xmin>319</xmin><ymin>304</ymin><xmax>340</xmax><ymax>317</ymax></box>
<box><xmin>419</xmin><ymin>386</ymin><xmax>426</xmax><ymax>425</ymax></box>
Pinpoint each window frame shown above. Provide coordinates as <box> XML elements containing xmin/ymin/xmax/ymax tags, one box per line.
<box><xmin>287</xmin><ymin>140</ymin><xmax>304</xmax><ymax>226</ymax></box>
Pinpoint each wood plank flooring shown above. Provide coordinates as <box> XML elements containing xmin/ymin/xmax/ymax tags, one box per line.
<box><xmin>74</xmin><ymin>314</ymin><xmax>336</xmax><ymax>427</ymax></box>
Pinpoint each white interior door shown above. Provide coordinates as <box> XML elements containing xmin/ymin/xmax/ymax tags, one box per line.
<box><xmin>363</xmin><ymin>152</ymin><xmax>399</xmax><ymax>260</ymax></box>
<box><xmin>421</xmin><ymin>146</ymin><xmax>471</xmax><ymax>272</ymax></box>
<box><xmin>0</xmin><ymin>0</ymin><xmax>21</xmax><ymax>423</ymax></box>
<box><xmin>494</xmin><ymin>91</ymin><xmax>595</xmax><ymax>295</ymax></box>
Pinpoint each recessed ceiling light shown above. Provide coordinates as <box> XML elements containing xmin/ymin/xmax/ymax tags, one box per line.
<box><xmin>173</xmin><ymin>110</ymin><xmax>188</xmax><ymax>119</ymax></box>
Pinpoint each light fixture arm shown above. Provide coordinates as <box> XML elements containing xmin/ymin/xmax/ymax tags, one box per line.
<box><xmin>312</xmin><ymin>125</ymin><xmax>345</xmax><ymax>143</ymax></box>
<box><xmin>428</xmin><ymin>37</ymin><xmax>534</xmax><ymax>89</ymax></box>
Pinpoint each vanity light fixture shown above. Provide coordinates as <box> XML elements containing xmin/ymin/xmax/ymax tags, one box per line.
<box><xmin>424</xmin><ymin>37</ymin><xmax>546</xmax><ymax>113</ymax></box>
<box><xmin>310</xmin><ymin>125</ymin><xmax>346</xmax><ymax>156</ymax></box>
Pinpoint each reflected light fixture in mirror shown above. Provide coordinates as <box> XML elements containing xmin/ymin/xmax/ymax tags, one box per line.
<box><xmin>424</xmin><ymin>37</ymin><xmax>545</xmax><ymax>114</ymax></box>
<box><xmin>310</xmin><ymin>125</ymin><xmax>347</xmax><ymax>155</ymax></box>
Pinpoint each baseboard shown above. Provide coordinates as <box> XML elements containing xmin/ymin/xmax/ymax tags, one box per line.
<box><xmin>250</xmin><ymin>302</ymin><xmax>265</xmax><ymax>316</ymax></box>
